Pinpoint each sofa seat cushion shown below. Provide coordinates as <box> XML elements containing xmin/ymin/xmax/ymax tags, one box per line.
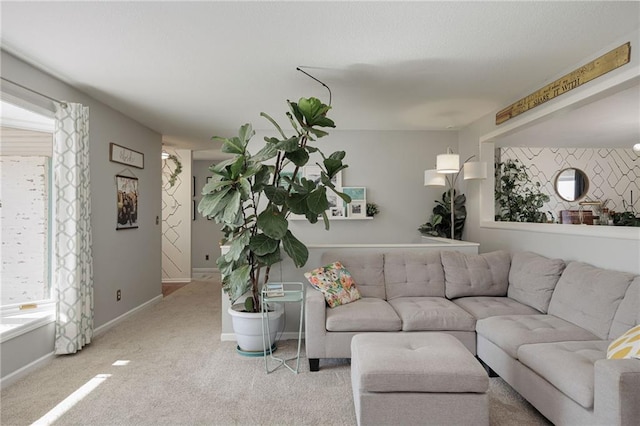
<box><xmin>517</xmin><ymin>340</ymin><xmax>608</xmax><ymax>409</ymax></box>
<box><xmin>388</xmin><ymin>297</ymin><xmax>476</xmax><ymax>331</ymax></box>
<box><xmin>326</xmin><ymin>297</ymin><xmax>401</xmax><ymax>332</ymax></box>
<box><xmin>476</xmin><ymin>314</ymin><xmax>599</xmax><ymax>358</ymax></box>
<box><xmin>453</xmin><ymin>296</ymin><xmax>540</xmax><ymax>320</ymax></box>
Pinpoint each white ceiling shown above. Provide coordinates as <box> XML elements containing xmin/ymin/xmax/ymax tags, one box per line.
<box><xmin>1</xmin><ymin>1</ymin><xmax>639</xmax><ymax>153</ymax></box>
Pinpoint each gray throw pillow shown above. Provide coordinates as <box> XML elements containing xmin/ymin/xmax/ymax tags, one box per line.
<box><xmin>442</xmin><ymin>250</ymin><xmax>511</xmax><ymax>299</ymax></box>
<box><xmin>507</xmin><ymin>251</ymin><xmax>565</xmax><ymax>313</ymax></box>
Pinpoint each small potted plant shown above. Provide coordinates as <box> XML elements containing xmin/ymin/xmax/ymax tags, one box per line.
<box><xmin>198</xmin><ymin>97</ymin><xmax>350</xmax><ymax>353</ymax></box>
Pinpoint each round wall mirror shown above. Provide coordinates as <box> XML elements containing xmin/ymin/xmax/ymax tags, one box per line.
<box><xmin>554</xmin><ymin>168</ymin><xmax>589</xmax><ymax>202</ymax></box>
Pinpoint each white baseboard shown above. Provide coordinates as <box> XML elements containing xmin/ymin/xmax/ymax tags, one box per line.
<box><xmin>162</xmin><ymin>278</ymin><xmax>192</xmax><ymax>284</ymax></box>
<box><xmin>221</xmin><ymin>331</ymin><xmax>305</xmax><ymax>342</ymax></box>
<box><xmin>0</xmin><ymin>351</ymin><xmax>55</xmax><ymax>390</ymax></box>
<box><xmin>94</xmin><ymin>294</ymin><xmax>163</xmax><ymax>337</ymax></box>
<box><xmin>192</xmin><ymin>268</ymin><xmax>219</xmax><ymax>280</ymax></box>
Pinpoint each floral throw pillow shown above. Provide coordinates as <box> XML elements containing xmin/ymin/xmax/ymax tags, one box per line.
<box><xmin>607</xmin><ymin>324</ymin><xmax>640</xmax><ymax>359</ymax></box>
<box><xmin>304</xmin><ymin>261</ymin><xmax>361</xmax><ymax>308</ymax></box>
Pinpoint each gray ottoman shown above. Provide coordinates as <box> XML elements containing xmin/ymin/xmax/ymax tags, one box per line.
<box><xmin>351</xmin><ymin>333</ymin><xmax>489</xmax><ymax>426</ymax></box>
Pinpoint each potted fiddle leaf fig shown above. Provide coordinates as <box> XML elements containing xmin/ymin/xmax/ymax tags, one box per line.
<box><xmin>198</xmin><ymin>97</ymin><xmax>349</xmax><ymax>352</ymax></box>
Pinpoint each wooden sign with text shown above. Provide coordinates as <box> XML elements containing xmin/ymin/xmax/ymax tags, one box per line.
<box><xmin>496</xmin><ymin>42</ymin><xmax>631</xmax><ymax>125</ymax></box>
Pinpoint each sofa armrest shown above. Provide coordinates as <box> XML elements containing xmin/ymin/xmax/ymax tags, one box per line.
<box><xmin>594</xmin><ymin>358</ymin><xmax>640</xmax><ymax>426</ymax></box>
<box><xmin>304</xmin><ymin>284</ymin><xmax>327</xmax><ymax>359</ymax></box>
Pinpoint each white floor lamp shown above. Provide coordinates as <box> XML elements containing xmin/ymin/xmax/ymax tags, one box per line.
<box><xmin>424</xmin><ymin>148</ymin><xmax>487</xmax><ymax>239</ymax></box>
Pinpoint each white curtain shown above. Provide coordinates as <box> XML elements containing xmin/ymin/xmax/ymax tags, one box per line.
<box><xmin>54</xmin><ymin>102</ymin><xmax>94</xmax><ymax>355</ymax></box>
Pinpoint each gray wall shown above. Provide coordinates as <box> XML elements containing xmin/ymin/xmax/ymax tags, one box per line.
<box><xmin>1</xmin><ymin>51</ymin><xmax>162</xmax><ymax>381</ymax></box>
<box><xmin>191</xmin><ymin>130</ymin><xmax>456</xmax><ymax>271</ymax></box>
<box><xmin>192</xmin><ymin>160</ymin><xmax>224</xmax><ymax>269</ymax></box>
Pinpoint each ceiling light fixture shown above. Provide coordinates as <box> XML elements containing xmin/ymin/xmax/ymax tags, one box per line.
<box><xmin>633</xmin><ymin>143</ymin><xmax>640</xmax><ymax>152</ymax></box>
<box><xmin>161</xmin><ymin>150</ymin><xmax>170</xmax><ymax>160</ymax></box>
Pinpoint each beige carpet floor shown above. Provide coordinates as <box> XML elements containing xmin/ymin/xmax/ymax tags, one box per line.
<box><xmin>1</xmin><ymin>278</ymin><xmax>551</xmax><ymax>426</ymax></box>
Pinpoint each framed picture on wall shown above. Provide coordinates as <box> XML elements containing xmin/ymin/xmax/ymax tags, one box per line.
<box><xmin>303</xmin><ymin>165</ymin><xmax>342</xmax><ymax>190</ymax></box>
<box><xmin>341</xmin><ymin>187</ymin><xmax>367</xmax><ymax>218</ymax></box>
<box><xmin>348</xmin><ymin>200</ymin><xmax>366</xmax><ymax>219</ymax></box>
<box><xmin>116</xmin><ymin>175</ymin><xmax>139</xmax><ymax>230</ymax></box>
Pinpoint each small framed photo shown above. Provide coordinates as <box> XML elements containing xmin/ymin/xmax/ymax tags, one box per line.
<box><xmin>348</xmin><ymin>200</ymin><xmax>366</xmax><ymax>218</ymax></box>
<box><xmin>116</xmin><ymin>175</ymin><xmax>139</xmax><ymax>230</ymax></box>
<box><xmin>303</xmin><ymin>165</ymin><xmax>342</xmax><ymax>190</ymax></box>
<box><xmin>330</xmin><ymin>205</ymin><xmax>346</xmax><ymax>218</ymax></box>
<box><xmin>341</xmin><ymin>187</ymin><xmax>367</xmax><ymax>218</ymax></box>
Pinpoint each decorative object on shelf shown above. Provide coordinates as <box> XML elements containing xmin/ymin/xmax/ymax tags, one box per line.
<box><xmin>612</xmin><ymin>192</ymin><xmax>640</xmax><ymax>226</ymax></box>
<box><xmin>110</xmin><ymin>143</ymin><xmax>144</xmax><ymax>169</ymax></box>
<box><xmin>342</xmin><ymin>187</ymin><xmax>367</xmax><ymax>218</ymax></box>
<box><xmin>495</xmin><ymin>159</ymin><xmax>550</xmax><ymax>223</ymax></box>
<box><xmin>554</xmin><ymin>168</ymin><xmax>589</xmax><ymax>202</ymax></box>
<box><xmin>199</xmin><ymin>97</ymin><xmax>350</xmax><ymax>322</ymax></box>
<box><xmin>366</xmin><ymin>202</ymin><xmax>379</xmax><ymax>217</ymax></box>
<box><xmin>421</xmin><ymin>149</ymin><xmax>486</xmax><ymax>239</ymax></box>
<box><xmin>115</xmin><ymin>175</ymin><xmax>139</xmax><ymax>230</ymax></box>
<box><xmin>163</xmin><ymin>153</ymin><xmax>182</xmax><ymax>187</ymax></box>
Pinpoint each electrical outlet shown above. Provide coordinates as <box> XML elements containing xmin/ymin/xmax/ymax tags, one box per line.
<box><xmin>116</xmin><ymin>289</ymin><xmax>121</xmax><ymax>301</ymax></box>
<box><xmin>205</xmin><ymin>254</ymin><xmax>209</xmax><ymax>261</ymax></box>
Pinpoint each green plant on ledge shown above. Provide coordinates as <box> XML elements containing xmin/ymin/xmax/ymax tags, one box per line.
<box><xmin>366</xmin><ymin>202</ymin><xmax>380</xmax><ymax>217</ymax></box>
<box><xmin>418</xmin><ymin>189</ymin><xmax>467</xmax><ymax>240</ymax></box>
<box><xmin>495</xmin><ymin>159</ymin><xmax>550</xmax><ymax>223</ymax></box>
<box><xmin>198</xmin><ymin>97</ymin><xmax>350</xmax><ymax>313</ymax></box>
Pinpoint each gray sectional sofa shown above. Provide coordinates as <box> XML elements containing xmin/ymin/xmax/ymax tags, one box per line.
<box><xmin>304</xmin><ymin>249</ymin><xmax>640</xmax><ymax>426</ymax></box>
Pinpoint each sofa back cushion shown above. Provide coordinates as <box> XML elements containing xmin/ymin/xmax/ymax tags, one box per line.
<box><xmin>609</xmin><ymin>277</ymin><xmax>640</xmax><ymax>339</ymax></box>
<box><xmin>321</xmin><ymin>251</ymin><xmax>386</xmax><ymax>299</ymax></box>
<box><xmin>507</xmin><ymin>251</ymin><xmax>566</xmax><ymax>313</ymax></box>
<box><xmin>442</xmin><ymin>250</ymin><xmax>511</xmax><ymax>299</ymax></box>
<box><xmin>548</xmin><ymin>261</ymin><xmax>634</xmax><ymax>339</ymax></box>
<box><xmin>383</xmin><ymin>251</ymin><xmax>445</xmax><ymax>299</ymax></box>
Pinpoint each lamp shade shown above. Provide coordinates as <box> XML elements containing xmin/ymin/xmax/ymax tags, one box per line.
<box><xmin>436</xmin><ymin>153</ymin><xmax>459</xmax><ymax>173</ymax></box>
<box><xmin>463</xmin><ymin>161</ymin><xmax>487</xmax><ymax>180</ymax></box>
<box><xmin>424</xmin><ymin>169</ymin><xmax>446</xmax><ymax>186</ymax></box>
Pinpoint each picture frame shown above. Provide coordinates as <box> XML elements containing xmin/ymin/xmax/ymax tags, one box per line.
<box><xmin>116</xmin><ymin>175</ymin><xmax>139</xmax><ymax>230</ymax></box>
<box><xmin>110</xmin><ymin>143</ymin><xmax>144</xmax><ymax>169</ymax></box>
<box><xmin>303</xmin><ymin>164</ymin><xmax>342</xmax><ymax>190</ymax></box>
<box><xmin>348</xmin><ymin>200</ymin><xmax>367</xmax><ymax>219</ymax></box>
<box><xmin>342</xmin><ymin>187</ymin><xmax>367</xmax><ymax>218</ymax></box>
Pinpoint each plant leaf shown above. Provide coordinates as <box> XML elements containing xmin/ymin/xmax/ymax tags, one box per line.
<box><xmin>264</xmin><ymin>185</ymin><xmax>288</xmax><ymax>206</ymax></box>
<box><xmin>198</xmin><ymin>186</ymin><xmax>231</xmax><ymax>218</ymax></box>
<box><xmin>285</xmin><ymin>148</ymin><xmax>309</xmax><ymax>167</ymax></box>
<box><xmin>282</xmin><ymin>230</ymin><xmax>308</xmax><ymax>268</ymax></box>
<box><xmin>225</xmin><ymin>231</ymin><xmax>250</xmax><ymax>262</ymax></box>
<box><xmin>307</xmin><ymin>187</ymin><xmax>329</xmax><ymax>214</ymax></box>
<box><xmin>222</xmin><ymin>191</ymin><xmax>242</xmax><ymax>223</ymax></box>
<box><xmin>249</xmin><ymin>233</ymin><xmax>279</xmax><ymax>256</ymax></box>
<box><xmin>222</xmin><ymin>136</ymin><xmax>246</xmax><ymax>155</ymax></box>
<box><xmin>257</xmin><ymin>207</ymin><xmax>288</xmax><ymax>239</ymax></box>
<box><xmin>226</xmin><ymin>264</ymin><xmax>251</xmax><ymax>304</ymax></box>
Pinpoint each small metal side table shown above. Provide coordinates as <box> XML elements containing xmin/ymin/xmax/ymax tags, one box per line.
<box><xmin>261</xmin><ymin>282</ymin><xmax>305</xmax><ymax>374</ymax></box>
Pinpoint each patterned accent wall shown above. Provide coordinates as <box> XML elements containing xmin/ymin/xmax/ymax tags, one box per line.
<box><xmin>498</xmin><ymin>147</ymin><xmax>640</xmax><ymax>221</ymax></box>
<box><xmin>161</xmin><ymin>148</ymin><xmax>192</xmax><ymax>282</ymax></box>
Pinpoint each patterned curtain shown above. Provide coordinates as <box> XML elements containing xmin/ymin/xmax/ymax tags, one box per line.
<box><xmin>54</xmin><ymin>103</ymin><xmax>94</xmax><ymax>354</ymax></box>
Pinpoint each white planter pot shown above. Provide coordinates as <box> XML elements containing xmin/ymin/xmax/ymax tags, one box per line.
<box><xmin>228</xmin><ymin>303</ymin><xmax>284</xmax><ymax>353</ymax></box>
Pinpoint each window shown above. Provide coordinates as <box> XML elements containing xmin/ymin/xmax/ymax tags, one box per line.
<box><xmin>0</xmin><ymin>100</ymin><xmax>55</xmax><ymax>340</ymax></box>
